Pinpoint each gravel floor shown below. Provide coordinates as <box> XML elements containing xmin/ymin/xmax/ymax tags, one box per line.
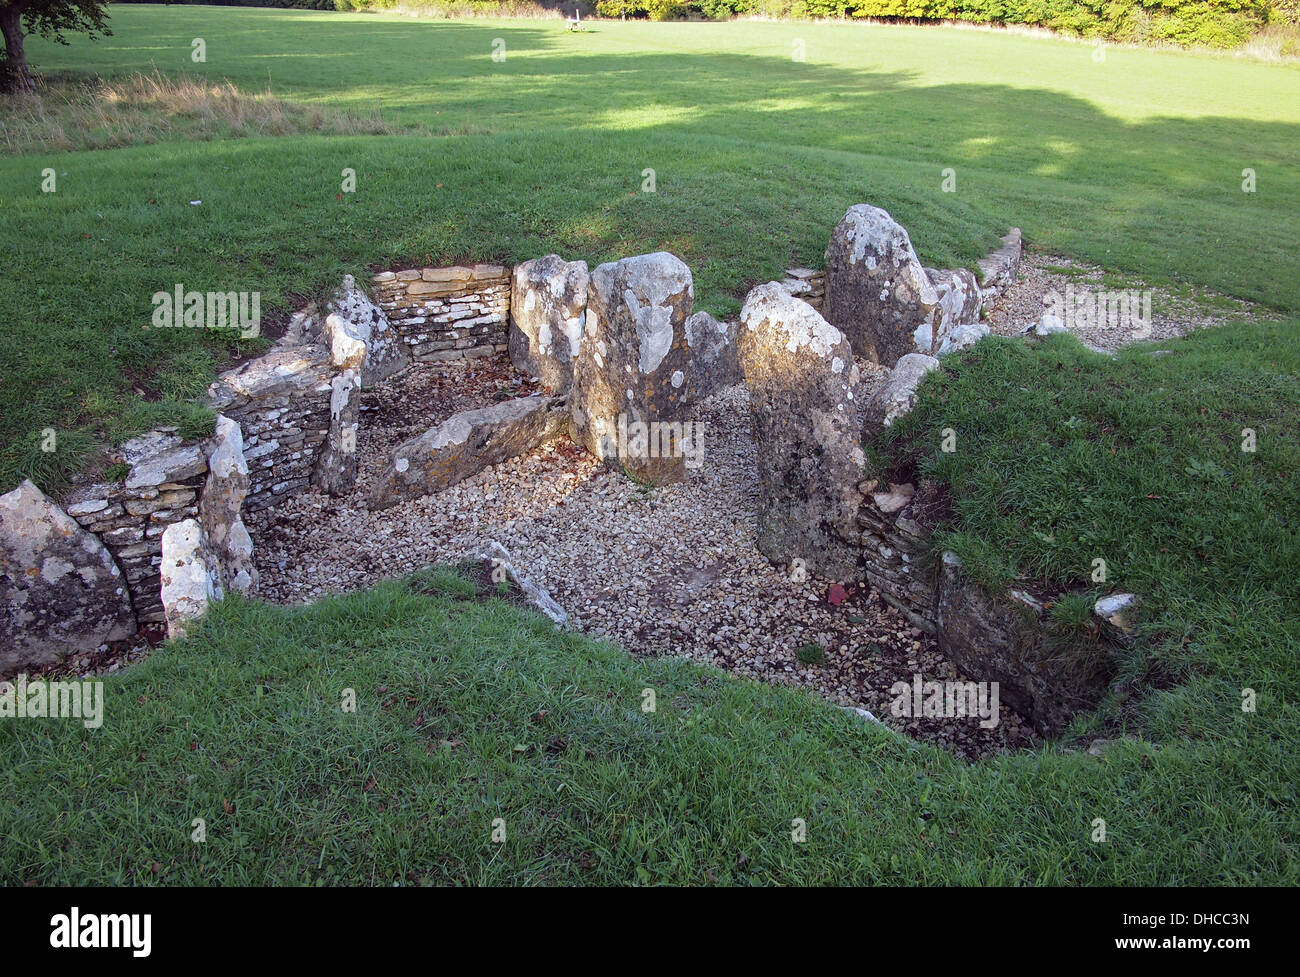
<box><xmin>987</xmin><ymin>251</ymin><xmax>1278</xmax><ymax>351</ymax></box>
<box><xmin>249</xmin><ymin>356</ymin><xmax>1036</xmax><ymax>760</ymax></box>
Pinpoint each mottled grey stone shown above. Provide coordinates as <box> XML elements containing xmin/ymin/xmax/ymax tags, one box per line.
<box><xmin>823</xmin><ymin>204</ymin><xmax>939</xmax><ymax>366</ymax></box>
<box><xmin>370</xmin><ymin>395</ymin><xmax>566</xmax><ymax>509</ymax></box>
<box><xmin>569</xmin><ymin>252</ymin><xmax>697</xmax><ymax>485</ymax></box>
<box><xmin>1</xmin><ymin>480</ymin><xmax>136</xmax><ymax>671</ymax></box>
<box><xmin>509</xmin><ymin>255</ymin><xmax>589</xmax><ymax>393</ymax></box>
<box><xmin>863</xmin><ymin>353</ymin><xmax>940</xmax><ymax>432</ymax></box>
<box><xmin>738</xmin><ymin>283</ymin><xmax>866</xmax><ymax>580</ymax></box>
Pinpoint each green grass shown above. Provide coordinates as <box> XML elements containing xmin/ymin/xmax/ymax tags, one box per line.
<box><xmin>2</xmin><ymin>561</ymin><xmax>1294</xmax><ymax>886</ymax></box>
<box><xmin>3</xmin><ymin>5</ymin><xmax>1299</xmax><ymax>490</ymax></box>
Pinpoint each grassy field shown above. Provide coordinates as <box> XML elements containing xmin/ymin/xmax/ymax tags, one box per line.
<box><xmin>2</xmin><ymin>554</ymin><xmax>1293</xmax><ymax>886</ymax></box>
<box><xmin>2</xmin><ymin>6</ymin><xmax>1298</xmax><ymax>886</ymax></box>
<box><xmin>2</xmin><ymin>5</ymin><xmax>1299</xmax><ymax>490</ymax></box>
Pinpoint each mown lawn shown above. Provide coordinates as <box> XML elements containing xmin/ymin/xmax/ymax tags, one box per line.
<box><xmin>0</xmin><ymin>543</ymin><xmax>1293</xmax><ymax>886</ymax></box>
<box><xmin>2</xmin><ymin>5</ymin><xmax>1299</xmax><ymax>490</ymax></box>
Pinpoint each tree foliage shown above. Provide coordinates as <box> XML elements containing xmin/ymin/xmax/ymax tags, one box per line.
<box><xmin>0</xmin><ymin>0</ymin><xmax>111</xmax><ymax>92</ymax></box>
<box><xmin>594</xmin><ymin>0</ymin><xmax>1287</xmax><ymax>48</ymax></box>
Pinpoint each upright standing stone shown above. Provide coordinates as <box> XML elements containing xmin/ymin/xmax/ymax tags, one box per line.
<box><xmin>738</xmin><ymin>283</ymin><xmax>867</xmax><ymax>580</ymax></box>
<box><xmin>681</xmin><ymin>311</ymin><xmax>742</xmax><ymax>401</ymax></box>
<box><xmin>509</xmin><ymin>255</ymin><xmax>589</xmax><ymax>393</ymax></box>
<box><xmin>823</xmin><ymin>204</ymin><xmax>939</xmax><ymax>367</ymax></box>
<box><xmin>569</xmin><ymin>252</ymin><xmax>696</xmax><ymax>485</ymax></box>
<box><xmin>313</xmin><ymin>368</ymin><xmax>362</xmax><ymax>496</ymax></box>
<box><xmin>159</xmin><ymin>519</ymin><xmax>219</xmax><ymax>640</ymax></box>
<box><xmin>1</xmin><ymin>480</ymin><xmax>136</xmax><ymax>672</ymax></box>
<box><xmin>201</xmin><ymin>415</ymin><xmax>257</xmax><ymax>595</ymax></box>
<box><xmin>324</xmin><ymin>274</ymin><xmax>411</xmax><ymax>386</ymax></box>
<box><xmin>919</xmin><ymin>266</ymin><xmax>982</xmax><ymax>354</ymax></box>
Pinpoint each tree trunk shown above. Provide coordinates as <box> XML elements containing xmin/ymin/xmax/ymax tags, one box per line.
<box><xmin>0</xmin><ymin>5</ymin><xmax>35</xmax><ymax>95</ymax></box>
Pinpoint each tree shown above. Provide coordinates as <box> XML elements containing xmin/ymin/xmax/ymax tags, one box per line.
<box><xmin>0</xmin><ymin>0</ymin><xmax>110</xmax><ymax>94</ymax></box>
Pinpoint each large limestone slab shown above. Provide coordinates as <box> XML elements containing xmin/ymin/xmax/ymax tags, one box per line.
<box><xmin>823</xmin><ymin>204</ymin><xmax>939</xmax><ymax>367</ymax></box>
<box><xmin>509</xmin><ymin>255</ymin><xmax>589</xmax><ymax>393</ymax></box>
<box><xmin>323</xmin><ymin>274</ymin><xmax>411</xmax><ymax>386</ymax></box>
<box><xmin>569</xmin><ymin>252</ymin><xmax>696</xmax><ymax>485</ymax></box>
<box><xmin>738</xmin><ymin>283</ymin><xmax>867</xmax><ymax>580</ymax></box>
<box><xmin>1</xmin><ymin>480</ymin><xmax>136</xmax><ymax>671</ymax></box>
<box><xmin>159</xmin><ymin>519</ymin><xmax>219</xmax><ymax>640</ymax></box>
<box><xmin>370</xmin><ymin>395</ymin><xmax>566</xmax><ymax>509</ymax></box>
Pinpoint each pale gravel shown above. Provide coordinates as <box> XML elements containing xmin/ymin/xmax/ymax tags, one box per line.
<box><xmin>986</xmin><ymin>251</ymin><xmax>1279</xmax><ymax>352</ymax></box>
<box><xmin>249</xmin><ymin>357</ymin><xmax>1035</xmax><ymax>760</ymax></box>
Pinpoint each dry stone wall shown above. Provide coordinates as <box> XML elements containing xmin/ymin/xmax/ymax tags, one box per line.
<box><xmin>65</xmin><ymin>431</ymin><xmax>208</xmax><ymax>625</ymax></box>
<box><xmin>206</xmin><ymin>344</ymin><xmax>335</xmax><ymax>512</ymax></box>
<box><xmin>781</xmin><ymin>268</ymin><xmax>826</xmax><ymax>312</ymax></box>
<box><xmin>371</xmin><ymin>265</ymin><xmax>510</xmax><ymax>362</ymax></box>
<box><xmin>57</xmin><ymin>274</ymin><xmax>393</xmax><ymax>630</ymax></box>
<box><xmin>857</xmin><ymin>482</ymin><xmax>938</xmax><ymax>631</ymax></box>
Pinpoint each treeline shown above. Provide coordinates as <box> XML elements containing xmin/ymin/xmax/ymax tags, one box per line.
<box><xmin>599</xmin><ymin>0</ymin><xmax>1298</xmax><ymax>48</ymax></box>
<box><xmin>129</xmin><ymin>1</ymin><xmax>1300</xmax><ymax>49</ymax></box>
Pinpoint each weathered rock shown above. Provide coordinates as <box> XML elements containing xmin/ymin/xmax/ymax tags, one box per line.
<box><xmin>509</xmin><ymin>255</ymin><xmax>589</xmax><ymax>393</ymax></box>
<box><xmin>682</xmin><ymin>311</ymin><xmax>742</xmax><ymax>400</ymax></box>
<box><xmin>871</xmin><ymin>481</ymin><xmax>915</xmax><ymax>515</ymax></box>
<box><xmin>312</xmin><ymin>368</ymin><xmax>361</xmax><ymax>496</ymax></box>
<box><xmin>370</xmin><ymin>395</ymin><xmax>566</xmax><ymax>509</ymax></box>
<box><xmin>121</xmin><ymin>431</ymin><xmax>206</xmax><ymax>491</ymax></box>
<box><xmin>1095</xmin><ymin>592</ymin><xmax>1140</xmax><ymax>638</ymax></box>
<box><xmin>159</xmin><ymin>519</ymin><xmax>219</xmax><ymax>639</ymax></box>
<box><xmin>920</xmin><ymin>267</ymin><xmax>982</xmax><ymax>353</ymax></box>
<box><xmin>0</xmin><ymin>480</ymin><xmax>136</xmax><ymax>672</ymax></box>
<box><xmin>569</xmin><ymin>252</ymin><xmax>697</xmax><ymax>485</ymax></box>
<box><xmin>937</xmin><ymin>322</ymin><xmax>990</xmax><ymax>356</ymax></box>
<box><xmin>324</xmin><ymin>274</ymin><xmax>411</xmax><ymax>386</ymax></box>
<box><xmin>936</xmin><ymin>551</ymin><xmax>1112</xmax><ymax>737</ymax></box>
<box><xmin>206</xmin><ymin>344</ymin><xmax>334</xmax><ymax>413</ymax></box>
<box><xmin>1035</xmin><ymin>312</ymin><xmax>1068</xmax><ymax>336</ymax></box>
<box><xmin>863</xmin><ymin>353</ymin><xmax>940</xmax><ymax>431</ymax></box>
<box><xmin>977</xmin><ymin>228</ymin><xmax>1023</xmax><ymax>291</ymax></box>
<box><xmin>200</xmin><ymin>415</ymin><xmax>256</xmax><ymax>595</ymax></box>
<box><xmin>823</xmin><ymin>204</ymin><xmax>940</xmax><ymax>367</ymax></box>
<box><xmin>479</xmin><ymin>541</ymin><xmax>569</xmax><ymax>628</ymax></box>
<box><xmin>738</xmin><ymin>283</ymin><xmax>866</xmax><ymax>580</ymax></box>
